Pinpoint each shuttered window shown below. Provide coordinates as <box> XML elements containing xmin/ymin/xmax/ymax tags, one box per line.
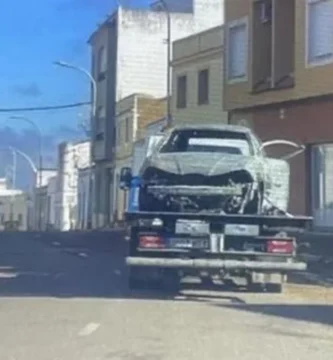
<box><xmin>307</xmin><ymin>0</ymin><xmax>333</xmax><ymax>65</ymax></box>
<box><xmin>227</xmin><ymin>18</ymin><xmax>248</xmax><ymax>81</ymax></box>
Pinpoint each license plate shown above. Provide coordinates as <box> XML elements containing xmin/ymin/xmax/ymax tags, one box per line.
<box><xmin>175</xmin><ymin>220</ymin><xmax>210</xmax><ymax>235</ymax></box>
<box><xmin>170</xmin><ymin>238</ymin><xmax>208</xmax><ymax>249</ymax></box>
<box><xmin>224</xmin><ymin>224</ymin><xmax>259</xmax><ymax>236</ymax></box>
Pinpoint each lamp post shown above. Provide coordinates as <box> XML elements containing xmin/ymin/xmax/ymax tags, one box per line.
<box><xmin>8</xmin><ymin>116</ymin><xmax>43</xmax><ymax>229</ymax></box>
<box><xmin>158</xmin><ymin>0</ymin><xmax>172</xmax><ymax>128</ymax></box>
<box><xmin>54</xmin><ymin>60</ymin><xmax>96</xmax><ymax>229</ymax></box>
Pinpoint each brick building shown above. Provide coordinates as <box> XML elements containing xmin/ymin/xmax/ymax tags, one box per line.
<box><xmin>224</xmin><ymin>0</ymin><xmax>333</xmax><ymax>229</ymax></box>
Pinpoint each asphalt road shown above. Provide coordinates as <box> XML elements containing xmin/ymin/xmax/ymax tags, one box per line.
<box><xmin>0</xmin><ymin>232</ymin><xmax>333</xmax><ymax>360</ymax></box>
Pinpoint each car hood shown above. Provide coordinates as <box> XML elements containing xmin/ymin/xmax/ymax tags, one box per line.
<box><xmin>142</xmin><ymin>152</ymin><xmax>257</xmax><ymax>177</ymax></box>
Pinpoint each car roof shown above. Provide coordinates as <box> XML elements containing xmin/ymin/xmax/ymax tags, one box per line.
<box><xmin>166</xmin><ymin>123</ymin><xmax>251</xmax><ymax>134</ymax></box>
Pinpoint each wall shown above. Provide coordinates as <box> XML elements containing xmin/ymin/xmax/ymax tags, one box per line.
<box><xmin>171</xmin><ymin>25</ymin><xmax>227</xmax><ymax>125</ymax></box>
<box><xmin>56</xmin><ymin>140</ymin><xmax>91</xmax><ymax>231</ymax></box>
<box><xmin>77</xmin><ymin>167</ymin><xmax>92</xmax><ymax>230</ymax></box>
<box><xmin>46</xmin><ymin>175</ymin><xmax>57</xmax><ymax>229</ymax></box>
<box><xmin>117</xmin><ymin>4</ymin><xmax>224</xmax><ymax>101</ymax></box>
<box><xmin>230</xmin><ymin>96</ymin><xmax>333</xmax><ymax>216</ymax></box>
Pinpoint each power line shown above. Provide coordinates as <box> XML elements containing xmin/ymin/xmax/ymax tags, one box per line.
<box><xmin>0</xmin><ymin>101</ymin><xmax>91</xmax><ymax>113</ymax></box>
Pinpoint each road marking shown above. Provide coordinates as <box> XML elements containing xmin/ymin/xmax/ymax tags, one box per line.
<box><xmin>0</xmin><ymin>272</ymin><xmax>18</xmax><ymax>279</ymax></box>
<box><xmin>78</xmin><ymin>252</ymin><xmax>88</xmax><ymax>258</ymax></box>
<box><xmin>78</xmin><ymin>323</ymin><xmax>100</xmax><ymax>336</ymax></box>
<box><xmin>52</xmin><ymin>241</ymin><xmax>60</xmax><ymax>246</ymax></box>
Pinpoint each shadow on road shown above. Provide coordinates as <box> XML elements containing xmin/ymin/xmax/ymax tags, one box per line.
<box><xmin>0</xmin><ymin>231</ymin><xmax>332</xmax><ymax>328</ymax></box>
<box><xmin>216</xmin><ymin>303</ymin><xmax>333</xmax><ymax>328</ymax></box>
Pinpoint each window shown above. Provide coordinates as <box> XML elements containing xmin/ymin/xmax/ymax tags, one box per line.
<box><xmin>307</xmin><ymin>0</ymin><xmax>333</xmax><ymax>66</ymax></box>
<box><xmin>159</xmin><ymin>129</ymin><xmax>253</xmax><ymax>155</ymax></box>
<box><xmin>227</xmin><ymin>18</ymin><xmax>248</xmax><ymax>81</ymax></box>
<box><xmin>95</xmin><ymin>106</ymin><xmax>105</xmax><ymax>135</ymax></box>
<box><xmin>198</xmin><ymin>69</ymin><xmax>209</xmax><ymax>105</ymax></box>
<box><xmin>176</xmin><ymin>75</ymin><xmax>187</xmax><ymax>108</ymax></box>
<box><xmin>125</xmin><ymin>117</ymin><xmax>130</xmax><ymax>143</ymax></box>
<box><xmin>97</xmin><ymin>46</ymin><xmax>107</xmax><ymax>75</ymax></box>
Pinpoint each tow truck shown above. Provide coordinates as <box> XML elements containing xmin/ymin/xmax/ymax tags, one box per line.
<box><xmin>120</xmin><ymin>124</ymin><xmax>312</xmax><ymax>293</ymax></box>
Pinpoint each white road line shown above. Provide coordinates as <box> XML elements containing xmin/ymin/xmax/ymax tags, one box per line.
<box><xmin>78</xmin><ymin>323</ymin><xmax>100</xmax><ymax>337</ymax></box>
<box><xmin>78</xmin><ymin>252</ymin><xmax>88</xmax><ymax>258</ymax></box>
<box><xmin>52</xmin><ymin>241</ymin><xmax>60</xmax><ymax>246</ymax></box>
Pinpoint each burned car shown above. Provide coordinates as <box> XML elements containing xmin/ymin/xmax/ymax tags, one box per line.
<box><xmin>137</xmin><ymin>124</ymin><xmax>304</xmax><ymax>217</ymax></box>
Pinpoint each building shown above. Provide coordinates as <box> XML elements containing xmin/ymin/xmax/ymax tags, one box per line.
<box><xmin>172</xmin><ymin>25</ymin><xmax>228</xmax><ymax>125</ymax></box>
<box><xmin>32</xmin><ymin>169</ymin><xmax>57</xmax><ymax>230</ymax></box>
<box><xmin>45</xmin><ymin>175</ymin><xmax>57</xmax><ymax>230</ymax></box>
<box><xmin>54</xmin><ymin>140</ymin><xmax>90</xmax><ymax>231</ymax></box>
<box><xmin>223</xmin><ymin>0</ymin><xmax>333</xmax><ymax>230</ymax></box>
<box><xmin>114</xmin><ymin>94</ymin><xmax>166</xmax><ymax>223</ymax></box>
<box><xmin>88</xmin><ymin>0</ymin><xmax>224</xmax><ymax>228</ymax></box>
<box><xmin>76</xmin><ymin>166</ymin><xmax>93</xmax><ymax>230</ymax></box>
<box><xmin>0</xmin><ymin>178</ymin><xmax>28</xmax><ymax>231</ymax></box>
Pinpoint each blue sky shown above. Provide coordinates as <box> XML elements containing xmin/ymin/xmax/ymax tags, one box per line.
<box><xmin>0</xmin><ymin>0</ymin><xmax>149</xmax><ymax>135</ymax></box>
<box><xmin>0</xmin><ymin>0</ymin><xmax>149</xmax><ymax>187</ymax></box>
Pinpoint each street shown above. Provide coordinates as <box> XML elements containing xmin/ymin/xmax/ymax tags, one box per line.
<box><xmin>0</xmin><ymin>233</ymin><xmax>332</xmax><ymax>360</ymax></box>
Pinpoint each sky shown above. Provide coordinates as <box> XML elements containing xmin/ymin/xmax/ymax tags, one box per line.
<box><xmin>0</xmin><ymin>0</ymin><xmax>149</xmax><ymax>188</ymax></box>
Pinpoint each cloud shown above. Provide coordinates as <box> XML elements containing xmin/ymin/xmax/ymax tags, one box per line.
<box><xmin>0</xmin><ymin>125</ymin><xmax>83</xmax><ymax>190</ymax></box>
<box><xmin>12</xmin><ymin>82</ymin><xmax>42</xmax><ymax>98</ymax></box>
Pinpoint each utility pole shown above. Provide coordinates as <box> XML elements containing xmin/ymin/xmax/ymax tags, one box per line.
<box><xmin>159</xmin><ymin>0</ymin><xmax>172</xmax><ymax>128</ymax></box>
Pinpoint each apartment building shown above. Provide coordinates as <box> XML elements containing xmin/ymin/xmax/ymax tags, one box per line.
<box><xmin>88</xmin><ymin>0</ymin><xmax>224</xmax><ymax>228</ymax></box>
<box><xmin>172</xmin><ymin>25</ymin><xmax>228</xmax><ymax>125</ymax></box>
<box><xmin>224</xmin><ymin>0</ymin><xmax>333</xmax><ymax>229</ymax></box>
<box><xmin>114</xmin><ymin>94</ymin><xmax>166</xmax><ymax>222</ymax></box>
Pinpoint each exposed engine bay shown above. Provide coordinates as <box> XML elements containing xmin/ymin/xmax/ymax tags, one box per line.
<box><xmin>138</xmin><ymin>125</ymin><xmax>296</xmax><ymax>217</ymax></box>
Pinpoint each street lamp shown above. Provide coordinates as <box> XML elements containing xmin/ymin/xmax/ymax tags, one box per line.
<box><xmin>54</xmin><ymin>60</ymin><xmax>96</xmax><ymax>229</ymax></box>
<box><xmin>7</xmin><ymin>116</ymin><xmax>43</xmax><ymax>229</ymax></box>
<box><xmin>53</xmin><ymin>61</ymin><xmax>97</xmax><ymax>118</ymax></box>
<box><xmin>157</xmin><ymin>0</ymin><xmax>172</xmax><ymax>128</ymax></box>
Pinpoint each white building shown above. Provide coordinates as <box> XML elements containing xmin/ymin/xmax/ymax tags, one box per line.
<box><xmin>0</xmin><ymin>178</ymin><xmax>28</xmax><ymax>231</ymax></box>
<box><xmin>89</xmin><ymin>0</ymin><xmax>224</xmax><ymax>228</ymax></box>
<box><xmin>54</xmin><ymin>140</ymin><xmax>90</xmax><ymax>231</ymax></box>
<box><xmin>31</xmin><ymin>169</ymin><xmax>57</xmax><ymax>230</ymax></box>
<box><xmin>46</xmin><ymin>175</ymin><xmax>57</xmax><ymax>229</ymax></box>
<box><xmin>76</xmin><ymin>166</ymin><xmax>93</xmax><ymax>230</ymax></box>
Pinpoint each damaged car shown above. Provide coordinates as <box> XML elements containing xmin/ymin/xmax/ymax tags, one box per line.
<box><xmin>137</xmin><ymin>124</ymin><xmax>304</xmax><ymax>217</ymax></box>
<box><xmin>121</xmin><ymin>124</ymin><xmax>311</xmax><ymax>293</ymax></box>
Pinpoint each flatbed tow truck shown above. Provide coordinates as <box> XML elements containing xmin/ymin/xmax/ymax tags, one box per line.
<box><xmin>121</xmin><ymin>124</ymin><xmax>312</xmax><ymax>293</ymax></box>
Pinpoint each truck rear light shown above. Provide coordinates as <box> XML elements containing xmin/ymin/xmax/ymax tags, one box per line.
<box><xmin>267</xmin><ymin>239</ymin><xmax>294</xmax><ymax>254</ymax></box>
<box><xmin>139</xmin><ymin>235</ymin><xmax>164</xmax><ymax>248</ymax></box>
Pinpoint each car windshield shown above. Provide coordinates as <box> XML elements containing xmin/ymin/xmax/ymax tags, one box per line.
<box><xmin>159</xmin><ymin>129</ymin><xmax>253</xmax><ymax>155</ymax></box>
